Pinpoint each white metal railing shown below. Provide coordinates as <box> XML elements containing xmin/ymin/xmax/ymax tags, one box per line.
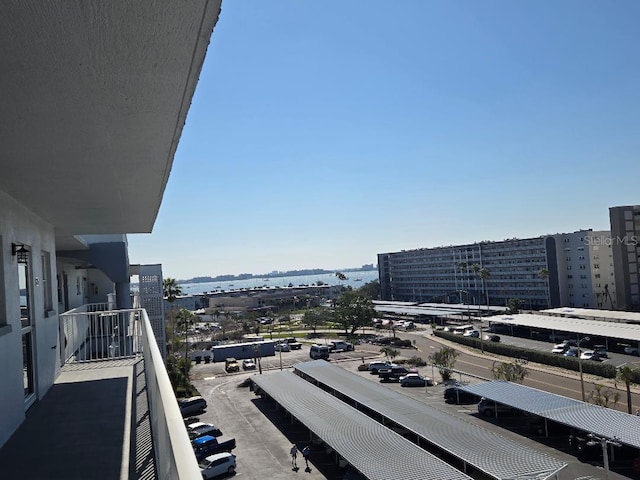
<box><xmin>140</xmin><ymin>307</ymin><xmax>202</xmax><ymax>480</ymax></box>
<box><xmin>59</xmin><ymin>303</ymin><xmax>140</xmax><ymax>362</ymax></box>
<box><xmin>59</xmin><ymin>305</ymin><xmax>201</xmax><ymax>479</ymax></box>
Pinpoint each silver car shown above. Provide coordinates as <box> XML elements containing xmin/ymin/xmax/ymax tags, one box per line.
<box><xmin>200</xmin><ymin>452</ymin><xmax>236</xmax><ymax>479</ymax></box>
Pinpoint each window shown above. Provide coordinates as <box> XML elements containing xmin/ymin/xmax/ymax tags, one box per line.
<box><xmin>593</xmin><ymin>264</ymin><xmax>599</xmax><ymax>269</ymax></box>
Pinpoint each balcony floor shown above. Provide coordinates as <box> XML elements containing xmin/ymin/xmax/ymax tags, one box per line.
<box><xmin>0</xmin><ymin>358</ymin><xmax>156</xmax><ymax>480</ymax></box>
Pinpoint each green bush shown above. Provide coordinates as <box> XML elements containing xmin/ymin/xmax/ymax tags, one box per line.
<box><xmin>433</xmin><ymin>330</ymin><xmax>617</xmax><ymax>379</ymax></box>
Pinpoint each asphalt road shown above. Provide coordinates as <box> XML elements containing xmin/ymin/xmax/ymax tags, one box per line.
<box><xmin>400</xmin><ymin>329</ymin><xmax>640</xmax><ymax>413</ymax></box>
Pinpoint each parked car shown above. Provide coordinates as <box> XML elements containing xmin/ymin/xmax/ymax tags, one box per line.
<box><xmin>399</xmin><ymin>373</ymin><xmax>433</xmax><ymax>387</ymax></box>
<box><xmin>328</xmin><ymin>340</ymin><xmax>354</xmax><ymax>352</ymax></box>
<box><xmin>309</xmin><ymin>344</ymin><xmax>330</xmax><ymax>360</ymax></box>
<box><xmin>242</xmin><ymin>359</ymin><xmax>256</xmax><ymax>370</ymax></box>
<box><xmin>378</xmin><ymin>366</ymin><xmax>415</xmax><ymax>382</ymax></box>
<box><xmin>187</xmin><ymin>422</ymin><xmax>222</xmax><ymax>440</ymax></box>
<box><xmin>224</xmin><ymin>358</ymin><xmax>240</xmax><ymax>373</ymax></box>
<box><xmin>463</xmin><ymin>330</ymin><xmax>480</xmax><ymax>338</ymax></box>
<box><xmin>179</xmin><ymin>396</ymin><xmax>207</xmax><ymax>417</ymax></box>
<box><xmin>477</xmin><ymin>397</ymin><xmax>516</xmax><ymax>417</ymax></box>
<box><xmin>199</xmin><ymin>452</ymin><xmax>236</xmax><ymax>479</ymax></box>
<box><xmin>275</xmin><ymin>342</ymin><xmax>291</xmax><ymax>352</ymax></box>
<box><xmin>551</xmin><ymin>343</ymin><xmax>569</xmax><ymax>354</ymax></box>
<box><xmin>483</xmin><ymin>334</ymin><xmax>500</xmax><ymax>342</ymax></box>
<box><xmin>192</xmin><ymin>435</ymin><xmax>237</xmax><ymax>462</ymax></box>
<box><xmin>282</xmin><ymin>337</ymin><xmax>302</xmax><ymax>350</ymax></box>
<box><xmin>624</xmin><ymin>345</ymin><xmax>640</xmax><ymax>356</ymax></box>
<box><xmin>368</xmin><ymin>361</ymin><xmax>394</xmax><ymax>374</ymax></box>
<box><xmin>444</xmin><ymin>386</ymin><xmax>480</xmax><ymax>404</ymax></box>
<box><xmin>564</xmin><ymin>347</ymin><xmax>580</xmax><ymax>357</ymax></box>
<box><xmin>580</xmin><ymin>350</ymin><xmax>602</xmax><ymax>361</ymax></box>
<box><xmin>592</xmin><ymin>345</ymin><xmax>608</xmax><ymax>358</ymax></box>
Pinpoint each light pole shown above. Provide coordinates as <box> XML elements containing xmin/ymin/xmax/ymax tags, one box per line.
<box><xmin>577</xmin><ymin>334</ymin><xmax>590</xmax><ymax>402</ymax></box>
<box><xmin>588</xmin><ymin>433</ymin><xmax>621</xmax><ymax>480</ymax></box>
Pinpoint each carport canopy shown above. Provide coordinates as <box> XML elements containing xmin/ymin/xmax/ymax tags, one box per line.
<box><xmin>294</xmin><ymin>360</ymin><xmax>566</xmax><ymax>480</ymax></box>
<box><xmin>251</xmin><ymin>371</ymin><xmax>473</xmax><ymax>480</ymax></box>
<box><xmin>488</xmin><ymin>313</ymin><xmax>640</xmax><ymax>343</ymax></box>
<box><xmin>461</xmin><ymin>381</ymin><xmax>640</xmax><ymax>449</ymax></box>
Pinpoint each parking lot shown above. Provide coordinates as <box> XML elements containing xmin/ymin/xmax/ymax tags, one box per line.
<box><xmin>190</xmin><ymin>341</ymin><xmax>629</xmax><ymax>480</ymax></box>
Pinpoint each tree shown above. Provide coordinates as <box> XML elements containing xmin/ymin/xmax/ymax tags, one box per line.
<box><xmin>507</xmin><ymin>298</ymin><xmax>522</xmax><ymax>314</ymax></box>
<box><xmin>490</xmin><ymin>361</ymin><xmax>529</xmax><ymax>383</ymax></box>
<box><xmin>616</xmin><ymin>365</ymin><xmax>638</xmax><ymax>414</ymax></box>
<box><xmin>380</xmin><ymin>346</ymin><xmax>399</xmax><ymax>361</ymax></box>
<box><xmin>218</xmin><ymin>311</ymin><xmax>237</xmax><ymax>340</ymax></box>
<box><xmin>538</xmin><ymin>268</ymin><xmax>550</xmax><ymax>308</ymax></box>
<box><xmin>335</xmin><ymin>272</ymin><xmax>348</xmax><ymax>281</ymax></box>
<box><xmin>588</xmin><ymin>384</ymin><xmax>620</xmax><ymax>409</ymax></box>
<box><xmin>459</xmin><ymin>261</ymin><xmax>468</xmax><ymax>291</ymax></box>
<box><xmin>478</xmin><ymin>268</ymin><xmax>491</xmax><ymax>310</ymax></box>
<box><xmin>334</xmin><ymin>290</ymin><xmax>376</xmax><ymax>334</ymax></box>
<box><xmin>429</xmin><ymin>347</ymin><xmax>459</xmax><ymax>382</ymax></box>
<box><xmin>175</xmin><ymin>307</ymin><xmax>195</xmax><ymax>365</ymax></box>
<box><xmin>163</xmin><ymin>278</ymin><xmax>183</xmax><ymax>353</ymax></box>
<box><xmin>471</xmin><ymin>263</ymin><xmax>480</xmax><ymax>296</ymax></box>
<box><xmin>304</xmin><ymin>308</ymin><xmax>325</xmax><ymax>334</ymax></box>
<box><xmin>356</xmin><ymin>280</ymin><xmax>381</xmax><ymax>300</ymax></box>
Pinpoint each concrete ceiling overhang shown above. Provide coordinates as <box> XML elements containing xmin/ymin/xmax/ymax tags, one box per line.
<box><xmin>0</xmin><ymin>1</ymin><xmax>222</xmax><ymax>236</ymax></box>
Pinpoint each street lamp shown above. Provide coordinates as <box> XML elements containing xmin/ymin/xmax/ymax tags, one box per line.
<box><xmin>577</xmin><ymin>334</ymin><xmax>590</xmax><ymax>402</ymax></box>
<box><xmin>587</xmin><ymin>433</ymin><xmax>621</xmax><ymax>480</ymax></box>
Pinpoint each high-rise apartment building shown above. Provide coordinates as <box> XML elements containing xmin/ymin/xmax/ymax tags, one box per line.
<box><xmin>550</xmin><ymin>230</ymin><xmax>615</xmax><ymax>308</ymax></box>
<box><xmin>609</xmin><ymin>205</ymin><xmax>640</xmax><ymax>310</ymax></box>
<box><xmin>378</xmin><ymin>230</ymin><xmax>608</xmax><ymax>309</ymax></box>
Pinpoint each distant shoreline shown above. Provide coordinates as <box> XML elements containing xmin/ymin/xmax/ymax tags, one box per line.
<box><xmin>179</xmin><ymin>266</ymin><xmax>377</xmax><ymax>284</ymax></box>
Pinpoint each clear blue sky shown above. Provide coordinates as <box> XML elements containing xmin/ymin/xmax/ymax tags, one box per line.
<box><xmin>128</xmin><ymin>0</ymin><xmax>640</xmax><ymax>280</ymax></box>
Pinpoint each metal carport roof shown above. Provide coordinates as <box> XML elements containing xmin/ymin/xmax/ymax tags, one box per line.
<box><xmin>251</xmin><ymin>372</ymin><xmax>472</xmax><ymax>480</ymax></box>
<box><xmin>294</xmin><ymin>361</ymin><xmax>566</xmax><ymax>480</ymax></box>
<box><xmin>374</xmin><ymin>305</ymin><xmax>461</xmax><ymax>316</ymax></box>
<box><xmin>461</xmin><ymin>381</ymin><xmax>640</xmax><ymax>449</ymax></box>
<box><xmin>542</xmin><ymin>307</ymin><xmax>640</xmax><ymax>324</ymax></box>
<box><xmin>488</xmin><ymin>313</ymin><xmax>640</xmax><ymax>342</ymax></box>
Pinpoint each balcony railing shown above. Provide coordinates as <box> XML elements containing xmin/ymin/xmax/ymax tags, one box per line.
<box><xmin>59</xmin><ymin>305</ymin><xmax>201</xmax><ymax>479</ymax></box>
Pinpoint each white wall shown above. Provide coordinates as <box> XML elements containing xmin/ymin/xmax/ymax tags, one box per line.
<box><xmin>0</xmin><ymin>191</ymin><xmax>59</xmax><ymax>447</ymax></box>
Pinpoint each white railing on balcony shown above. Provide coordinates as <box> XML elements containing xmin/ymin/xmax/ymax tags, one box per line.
<box><xmin>59</xmin><ymin>303</ymin><xmax>141</xmax><ymax>363</ymax></box>
<box><xmin>59</xmin><ymin>305</ymin><xmax>201</xmax><ymax>479</ymax></box>
<box><xmin>140</xmin><ymin>307</ymin><xmax>202</xmax><ymax>480</ymax></box>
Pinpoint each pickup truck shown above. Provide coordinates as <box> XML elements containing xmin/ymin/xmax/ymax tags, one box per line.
<box><xmin>282</xmin><ymin>337</ymin><xmax>302</xmax><ymax>350</ymax></box>
<box><xmin>192</xmin><ymin>435</ymin><xmax>237</xmax><ymax>461</ymax></box>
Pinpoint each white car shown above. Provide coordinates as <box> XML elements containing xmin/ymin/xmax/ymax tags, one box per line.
<box><xmin>187</xmin><ymin>422</ymin><xmax>222</xmax><ymax>440</ymax></box>
<box><xmin>624</xmin><ymin>345</ymin><xmax>639</xmax><ymax>356</ymax></box>
<box><xmin>463</xmin><ymin>330</ymin><xmax>480</xmax><ymax>338</ymax></box>
<box><xmin>551</xmin><ymin>344</ymin><xmax>569</xmax><ymax>354</ymax></box>
<box><xmin>275</xmin><ymin>342</ymin><xmax>290</xmax><ymax>352</ymax></box>
<box><xmin>200</xmin><ymin>452</ymin><xmax>236</xmax><ymax>479</ymax></box>
<box><xmin>242</xmin><ymin>359</ymin><xmax>256</xmax><ymax>370</ymax></box>
<box><xmin>580</xmin><ymin>350</ymin><xmax>602</xmax><ymax>361</ymax></box>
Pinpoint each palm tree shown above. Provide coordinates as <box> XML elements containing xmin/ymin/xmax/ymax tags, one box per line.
<box><xmin>616</xmin><ymin>365</ymin><xmax>638</xmax><ymax>414</ymax></box>
<box><xmin>478</xmin><ymin>268</ymin><xmax>491</xmax><ymax>311</ymax></box>
<box><xmin>163</xmin><ymin>278</ymin><xmax>183</xmax><ymax>353</ymax></box>
<box><xmin>471</xmin><ymin>263</ymin><xmax>480</xmax><ymax>300</ymax></box>
<box><xmin>538</xmin><ymin>268</ymin><xmax>550</xmax><ymax>308</ymax></box>
<box><xmin>175</xmin><ymin>307</ymin><xmax>195</xmax><ymax>366</ymax></box>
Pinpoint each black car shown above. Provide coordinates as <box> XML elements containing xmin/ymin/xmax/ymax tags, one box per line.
<box><xmin>444</xmin><ymin>386</ymin><xmax>481</xmax><ymax>404</ymax></box>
